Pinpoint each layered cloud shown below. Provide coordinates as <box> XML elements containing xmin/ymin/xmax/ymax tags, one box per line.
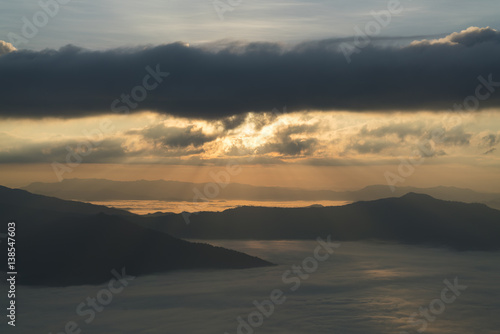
<box><xmin>410</xmin><ymin>26</ymin><xmax>500</xmax><ymax>47</ymax></box>
<box><xmin>129</xmin><ymin>124</ymin><xmax>217</xmax><ymax>149</ymax></box>
<box><xmin>1</xmin><ymin>27</ymin><xmax>500</xmax><ymax>119</ymax></box>
<box><xmin>0</xmin><ymin>111</ymin><xmax>498</xmax><ymax>165</ymax></box>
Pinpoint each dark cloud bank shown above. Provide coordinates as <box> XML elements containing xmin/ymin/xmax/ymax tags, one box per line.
<box><xmin>1</xmin><ymin>27</ymin><xmax>500</xmax><ymax>119</ymax></box>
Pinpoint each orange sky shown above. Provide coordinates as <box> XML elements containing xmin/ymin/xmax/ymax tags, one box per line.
<box><xmin>1</xmin><ymin>111</ymin><xmax>499</xmax><ymax>192</ymax></box>
<box><xmin>1</xmin><ymin>163</ymin><xmax>499</xmax><ymax>193</ymax></box>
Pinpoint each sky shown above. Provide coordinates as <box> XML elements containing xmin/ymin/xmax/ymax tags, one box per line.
<box><xmin>1</xmin><ymin>0</ymin><xmax>500</xmax><ymax>191</ymax></box>
<box><xmin>2</xmin><ymin>0</ymin><xmax>500</xmax><ymax>50</ymax></box>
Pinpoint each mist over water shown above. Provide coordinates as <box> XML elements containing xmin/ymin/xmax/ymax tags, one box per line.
<box><xmin>86</xmin><ymin>200</ymin><xmax>351</xmax><ymax>215</ymax></box>
<box><xmin>2</xmin><ymin>241</ymin><xmax>499</xmax><ymax>334</ymax></box>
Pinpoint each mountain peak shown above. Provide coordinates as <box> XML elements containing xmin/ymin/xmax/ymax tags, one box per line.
<box><xmin>400</xmin><ymin>192</ymin><xmax>436</xmax><ymax>200</ymax></box>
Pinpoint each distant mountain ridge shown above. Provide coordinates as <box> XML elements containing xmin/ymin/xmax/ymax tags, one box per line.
<box><xmin>136</xmin><ymin>192</ymin><xmax>500</xmax><ymax>251</ymax></box>
<box><xmin>0</xmin><ymin>186</ymin><xmax>274</xmax><ymax>286</ymax></box>
<box><xmin>2</xmin><ymin>184</ymin><xmax>499</xmax><ymax>288</ymax></box>
<box><xmin>22</xmin><ymin>179</ymin><xmax>500</xmax><ymax>210</ymax></box>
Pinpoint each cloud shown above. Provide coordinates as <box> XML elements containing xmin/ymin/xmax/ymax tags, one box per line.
<box><xmin>479</xmin><ymin>132</ymin><xmax>500</xmax><ymax>155</ymax></box>
<box><xmin>257</xmin><ymin>123</ymin><xmax>320</xmax><ymax>156</ymax></box>
<box><xmin>0</xmin><ymin>138</ymin><xmax>130</xmax><ymax>164</ymax></box>
<box><xmin>346</xmin><ymin>120</ymin><xmax>477</xmax><ymax>157</ymax></box>
<box><xmin>352</xmin><ymin>118</ymin><xmax>478</xmax><ymax>149</ymax></box>
<box><xmin>0</xmin><ymin>111</ymin><xmax>497</xmax><ymax>165</ymax></box>
<box><xmin>220</xmin><ymin>114</ymin><xmax>248</xmax><ymax>130</ymax></box>
<box><xmin>483</xmin><ymin>147</ymin><xmax>496</xmax><ymax>155</ymax></box>
<box><xmin>358</xmin><ymin>122</ymin><xmax>426</xmax><ymax>141</ymax></box>
<box><xmin>132</xmin><ymin>124</ymin><xmax>216</xmax><ymax>149</ymax></box>
<box><xmin>1</xmin><ymin>27</ymin><xmax>500</xmax><ymax>119</ymax></box>
<box><xmin>348</xmin><ymin>140</ymin><xmax>396</xmax><ymax>154</ymax></box>
<box><xmin>481</xmin><ymin>133</ymin><xmax>500</xmax><ymax>147</ymax></box>
<box><xmin>265</xmin><ymin>137</ymin><xmax>318</xmax><ymax>156</ymax></box>
<box><xmin>410</xmin><ymin>26</ymin><xmax>500</xmax><ymax>47</ymax></box>
<box><xmin>0</xmin><ymin>40</ymin><xmax>16</xmax><ymax>56</ymax></box>
<box><xmin>440</xmin><ymin>126</ymin><xmax>472</xmax><ymax>146</ymax></box>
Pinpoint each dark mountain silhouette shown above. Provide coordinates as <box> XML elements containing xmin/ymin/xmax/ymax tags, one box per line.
<box><xmin>2</xmin><ymin>184</ymin><xmax>498</xmax><ymax>288</ymax></box>
<box><xmin>138</xmin><ymin>193</ymin><xmax>500</xmax><ymax>251</ymax></box>
<box><xmin>0</xmin><ymin>186</ymin><xmax>274</xmax><ymax>287</ymax></box>
<box><xmin>22</xmin><ymin>179</ymin><xmax>500</xmax><ymax>210</ymax></box>
<box><xmin>348</xmin><ymin>185</ymin><xmax>500</xmax><ymax>210</ymax></box>
<box><xmin>0</xmin><ymin>185</ymin><xmax>134</xmax><ymax>217</ymax></box>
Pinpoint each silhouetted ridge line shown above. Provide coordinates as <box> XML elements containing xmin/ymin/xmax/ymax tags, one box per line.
<box><xmin>137</xmin><ymin>193</ymin><xmax>500</xmax><ymax>251</ymax></box>
<box><xmin>0</xmin><ymin>186</ymin><xmax>274</xmax><ymax>287</ymax></box>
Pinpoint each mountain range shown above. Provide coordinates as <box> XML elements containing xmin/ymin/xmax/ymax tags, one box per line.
<box><xmin>135</xmin><ymin>193</ymin><xmax>500</xmax><ymax>251</ymax></box>
<box><xmin>2</xmin><ymin>183</ymin><xmax>499</xmax><ymax>287</ymax></box>
<box><xmin>0</xmin><ymin>186</ymin><xmax>273</xmax><ymax>286</ymax></box>
<box><xmin>22</xmin><ymin>179</ymin><xmax>500</xmax><ymax>210</ymax></box>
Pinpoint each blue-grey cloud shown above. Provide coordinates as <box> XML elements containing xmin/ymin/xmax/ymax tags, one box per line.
<box><xmin>129</xmin><ymin>124</ymin><xmax>217</xmax><ymax>148</ymax></box>
<box><xmin>0</xmin><ymin>27</ymin><xmax>500</xmax><ymax>119</ymax></box>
